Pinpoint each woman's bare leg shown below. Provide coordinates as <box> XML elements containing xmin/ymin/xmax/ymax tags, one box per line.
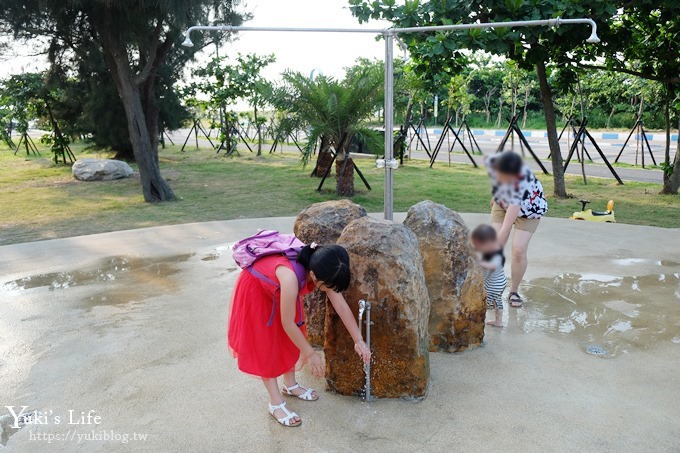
<box><xmin>510</xmin><ymin>228</ymin><xmax>533</xmax><ymax>294</ymax></box>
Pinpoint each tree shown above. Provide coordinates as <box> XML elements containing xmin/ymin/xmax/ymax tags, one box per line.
<box><xmin>573</xmin><ymin>1</ymin><xmax>679</xmax><ymax>194</ymax></box>
<box><xmin>39</xmin><ymin>35</ymin><xmax>189</xmax><ymax>158</ymax></box>
<box><xmin>444</xmin><ymin>74</ymin><xmax>471</xmax><ymax>127</ymax></box>
<box><xmin>0</xmin><ymin>74</ymin><xmax>41</xmax><ymax>153</ymax></box>
<box><xmin>278</xmin><ymin>70</ymin><xmax>382</xmax><ymax>196</ymax></box>
<box><xmin>0</xmin><ymin>1</ymin><xmax>246</xmax><ymax>202</ymax></box>
<box><xmin>0</xmin><ymin>72</ymin><xmax>74</xmax><ymax>162</ymax></box>
<box><xmin>193</xmin><ymin>53</ymin><xmax>275</xmax><ymax>156</ymax></box>
<box><xmin>350</xmin><ymin>0</ymin><xmax>617</xmax><ymax>198</ymax></box>
<box><xmin>344</xmin><ymin>57</ymin><xmax>414</xmax><ymax>125</ymax></box>
<box><xmin>236</xmin><ymin>54</ymin><xmax>276</xmax><ymax>156</ymax></box>
<box><xmin>468</xmin><ymin>57</ymin><xmax>504</xmax><ymax>125</ymax></box>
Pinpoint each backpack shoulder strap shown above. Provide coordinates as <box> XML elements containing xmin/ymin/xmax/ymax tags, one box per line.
<box><xmin>247</xmin><ymin>259</ymin><xmax>306</xmax><ymax>327</ymax></box>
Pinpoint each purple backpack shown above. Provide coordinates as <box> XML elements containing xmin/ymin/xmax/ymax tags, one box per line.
<box><xmin>232</xmin><ymin>230</ymin><xmax>307</xmax><ymax>326</ymax></box>
<box><xmin>232</xmin><ymin>230</ymin><xmax>305</xmax><ymax>269</ymax></box>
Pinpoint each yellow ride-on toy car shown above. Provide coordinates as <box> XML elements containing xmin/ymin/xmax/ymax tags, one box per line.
<box><xmin>570</xmin><ymin>200</ymin><xmax>616</xmax><ymax>223</ymax></box>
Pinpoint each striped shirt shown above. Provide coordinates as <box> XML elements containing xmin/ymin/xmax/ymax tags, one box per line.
<box><xmin>481</xmin><ymin>250</ymin><xmax>506</xmax><ymax>309</ymax></box>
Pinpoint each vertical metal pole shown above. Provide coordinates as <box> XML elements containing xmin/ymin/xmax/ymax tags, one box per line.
<box><xmin>365</xmin><ymin>302</ymin><xmax>371</xmax><ymax>402</ymax></box>
<box><xmin>384</xmin><ymin>32</ymin><xmax>395</xmax><ymax>221</ymax></box>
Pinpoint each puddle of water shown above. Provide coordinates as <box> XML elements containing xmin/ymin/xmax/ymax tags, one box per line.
<box><xmin>1</xmin><ymin>254</ymin><xmax>193</xmax><ymax>307</ymax></box>
<box><xmin>201</xmin><ymin>246</ymin><xmax>229</xmax><ymax>262</ymax></box>
<box><xmin>610</xmin><ymin>258</ymin><xmax>680</xmax><ymax>268</ymax></box>
<box><xmin>521</xmin><ymin>273</ymin><xmax>680</xmax><ymax>357</ymax></box>
<box><xmin>0</xmin><ymin>410</ymin><xmax>40</xmax><ymax>446</ymax></box>
<box><xmin>611</xmin><ymin>258</ymin><xmax>649</xmax><ymax>266</ymax></box>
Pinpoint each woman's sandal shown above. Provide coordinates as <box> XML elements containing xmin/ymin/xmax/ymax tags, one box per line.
<box><xmin>509</xmin><ymin>292</ymin><xmax>523</xmax><ymax>308</ymax></box>
<box><xmin>281</xmin><ymin>383</ymin><xmax>319</xmax><ymax>401</ymax></box>
<box><xmin>268</xmin><ymin>401</ymin><xmax>302</xmax><ymax>427</ymax></box>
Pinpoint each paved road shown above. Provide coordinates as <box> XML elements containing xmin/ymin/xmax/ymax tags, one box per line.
<box><xmin>408</xmin><ymin>128</ymin><xmax>665</xmax><ymax>184</ymax></box>
<box><xmin>166</xmin><ymin>128</ymin><xmax>667</xmax><ymax>184</ymax></box>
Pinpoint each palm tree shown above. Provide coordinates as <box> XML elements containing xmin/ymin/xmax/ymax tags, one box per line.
<box><xmin>280</xmin><ymin>69</ymin><xmax>382</xmax><ymax>196</ymax></box>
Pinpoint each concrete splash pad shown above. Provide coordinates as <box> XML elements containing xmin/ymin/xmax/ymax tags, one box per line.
<box><xmin>0</xmin><ymin>215</ymin><xmax>679</xmax><ymax>452</ymax></box>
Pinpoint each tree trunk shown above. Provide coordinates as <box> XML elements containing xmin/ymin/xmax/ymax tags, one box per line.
<box><xmin>606</xmin><ymin>106</ymin><xmax>616</xmax><ymax>129</ymax></box>
<box><xmin>484</xmin><ymin>91</ymin><xmax>492</xmax><ymax>123</ymax></box>
<box><xmin>666</xmin><ymin>121</ymin><xmax>680</xmax><ymax>194</ymax></box>
<box><xmin>535</xmin><ymin>59</ymin><xmax>567</xmax><ymax>198</ymax></box>
<box><xmin>661</xmin><ymin>94</ymin><xmax>680</xmax><ymax>194</ymax></box>
<box><xmin>141</xmin><ymin>78</ymin><xmax>160</xmax><ymax>163</ymax></box>
<box><xmin>522</xmin><ymin>86</ymin><xmax>530</xmax><ymax>128</ymax></box>
<box><xmin>335</xmin><ymin>134</ymin><xmax>354</xmax><ymax>196</ymax></box>
<box><xmin>254</xmin><ymin>104</ymin><xmax>262</xmax><ymax>156</ymax></box>
<box><xmin>313</xmin><ymin>135</ymin><xmax>333</xmax><ymax>178</ymax></box>
<box><xmin>96</xmin><ymin>15</ymin><xmax>175</xmax><ymax>202</ymax></box>
<box><xmin>404</xmin><ymin>96</ymin><xmax>414</xmax><ymax>126</ymax></box>
<box><xmin>335</xmin><ymin>154</ymin><xmax>355</xmax><ymax>197</ymax></box>
<box><xmin>496</xmin><ymin>97</ymin><xmax>504</xmax><ymax>128</ymax></box>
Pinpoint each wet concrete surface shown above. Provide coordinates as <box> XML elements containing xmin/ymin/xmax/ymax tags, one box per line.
<box><xmin>523</xmin><ymin>270</ymin><xmax>680</xmax><ymax>357</ymax></box>
<box><xmin>0</xmin><ymin>215</ymin><xmax>679</xmax><ymax>452</ymax></box>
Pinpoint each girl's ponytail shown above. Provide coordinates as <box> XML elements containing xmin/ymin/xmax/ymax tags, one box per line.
<box><xmin>296</xmin><ymin>242</ymin><xmax>319</xmax><ymax>269</ymax></box>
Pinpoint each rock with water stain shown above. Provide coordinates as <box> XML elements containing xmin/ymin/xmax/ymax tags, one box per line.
<box><xmin>293</xmin><ymin>200</ymin><xmax>367</xmax><ymax>347</ymax></box>
<box><xmin>404</xmin><ymin>200</ymin><xmax>486</xmax><ymax>352</ymax></box>
<box><xmin>326</xmin><ymin>216</ymin><xmax>430</xmax><ymax>399</ymax></box>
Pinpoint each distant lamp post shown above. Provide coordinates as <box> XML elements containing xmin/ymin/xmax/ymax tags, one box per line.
<box><xmin>182</xmin><ymin>18</ymin><xmax>600</xmax><ymax>221</ymax></box>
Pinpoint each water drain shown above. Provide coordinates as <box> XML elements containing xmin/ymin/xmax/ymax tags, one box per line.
<box><xmin>585</xmin><ymin>344</ymin><xmax>608</xmax><ymax>356</ymax></box>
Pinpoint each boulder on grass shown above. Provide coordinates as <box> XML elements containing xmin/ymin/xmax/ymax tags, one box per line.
<box><xmin>72</xmin><ymin>159</ymin><xmax>133</xmax><ymax>181</ymax></box>
<box><xmin>293</xmin><ymin>200</ymin><xmax>367</xmax><ymax>347</ymax></box>
<box><xmin>404</xmin><ymin>200</ymin><xmax>486</xmax><ymax>352</ymax></box>
<box><xmin>327</xmin><ymin>216</ymin><xmax>430</xmax><ymax>399</ymax></box>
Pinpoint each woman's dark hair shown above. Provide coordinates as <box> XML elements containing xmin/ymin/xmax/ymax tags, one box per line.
<box><xmin>495</xmin><ymin>151</ymin><xmax>523</xmax><ymax>175</ymax></box>
<box><xmin>297</xmin><ymin>244</ymin><xmax>351</xmax><ymax>292</ymax></box>
<box><xmin>471</xmin><ymin>224</ymin><xmax>497</xmax><ymax>243</ymax></box>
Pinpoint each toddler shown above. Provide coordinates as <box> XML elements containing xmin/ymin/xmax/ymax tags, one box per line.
<box><xmin>471</xmin><ymin>224</ymin><xmax>507</xmax><ymax>327</ymax></box>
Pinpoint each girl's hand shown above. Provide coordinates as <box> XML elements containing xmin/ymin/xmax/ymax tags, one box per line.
<box><xmin>303</xmin><ymin>351</ymin><xmax>325</xmax><ymax>377</ymax></box>
<box><xmin>354</xmin><ymin>340</ymin><xmax>371</xmax><ymax>364</ymax></box>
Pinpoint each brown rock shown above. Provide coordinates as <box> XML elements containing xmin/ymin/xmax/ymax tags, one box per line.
<box><xmin>403</xmin><ymin>200</ymin><xmax>486</xmax><ymax>352</ymax></box>
<box><xmin>293</xmin><ymin>200</ymin><xmax>367</xmax><ymax>346</ymax></box>
<box><xmin>326</xmin><ymin>217</ymin><xmax>430</xmax><ymax>399</ymax></box>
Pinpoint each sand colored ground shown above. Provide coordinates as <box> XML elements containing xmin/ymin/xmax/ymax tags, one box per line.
<box><xmin>0</xmin><ymin>214</ymin><xmax>679</xmax><ymax>452</ymax></box>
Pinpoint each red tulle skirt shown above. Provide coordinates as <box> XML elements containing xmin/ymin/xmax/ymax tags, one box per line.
<box><xmin>227</xmin><ymin>255</ymin><xmax>313</xmax><ymax>378</ymax></box>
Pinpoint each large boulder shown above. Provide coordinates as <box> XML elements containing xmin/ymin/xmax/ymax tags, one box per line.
<box><xmin>404</xmin><ymin>200</ymin><xmax>486</xmax><ymax>352</ymax></box>
<box><xmin>327</xmin><ymin>216</ymin><xmax>430</xmax><ymax>399</ymax></box>
<box><xmin>293</xmin><ymin>200</ymin><xmax>367</xmax><ymax>347</ymax></box>
<box><xmin>72</xmin><ymin>158</ymin><xmax>133</xmax><ymax>181</ymax></box>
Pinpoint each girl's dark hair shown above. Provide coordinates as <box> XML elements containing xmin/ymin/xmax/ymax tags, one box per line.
<box><xmin>297</xmin><ymin>244</ymin><xmax>351</xmax><ymax>292</ymax></box>
<box><xmin>495</xmin><ymin>151</ymin><xmax>523</xmax><ymax>175</ymax></box>
<box><xmin>471</xmin><ymin>224</ymin><xmax>497</xmax><ymax>243</ymax></box>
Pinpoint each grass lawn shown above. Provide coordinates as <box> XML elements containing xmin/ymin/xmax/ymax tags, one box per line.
<box><xmin>1</xmin><ymin>143</ymin><xmax>678</xmax><ymax>245</ymax></box>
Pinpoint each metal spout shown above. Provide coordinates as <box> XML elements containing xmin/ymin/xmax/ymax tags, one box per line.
<box><xmin>358</xmin><ymin>299</ymin><xmax>372</xmax><ymax>402</ymax></box>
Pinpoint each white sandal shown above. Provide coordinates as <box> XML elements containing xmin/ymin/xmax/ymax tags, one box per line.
<box><xmin>268</xmin><ymin>401</ymin><xmax>302</xmax><ymax>427</ymax></box>
<box><xmin>281</xmin><ymin>383</ymin><xmax>319</xmax><ymax>401</ymax></box>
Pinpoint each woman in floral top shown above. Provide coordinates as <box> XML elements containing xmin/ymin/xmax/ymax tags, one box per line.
<box><xmin>486</xmin><ymin>151</ymin><xmax>547</xmax><ymax>307</ymax></box>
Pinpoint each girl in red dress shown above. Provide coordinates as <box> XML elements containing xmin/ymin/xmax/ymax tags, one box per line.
<box><xmin>228</xmin><ymin>243</ymin><xmax>371</xmax><ymax>427</ymax></box>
